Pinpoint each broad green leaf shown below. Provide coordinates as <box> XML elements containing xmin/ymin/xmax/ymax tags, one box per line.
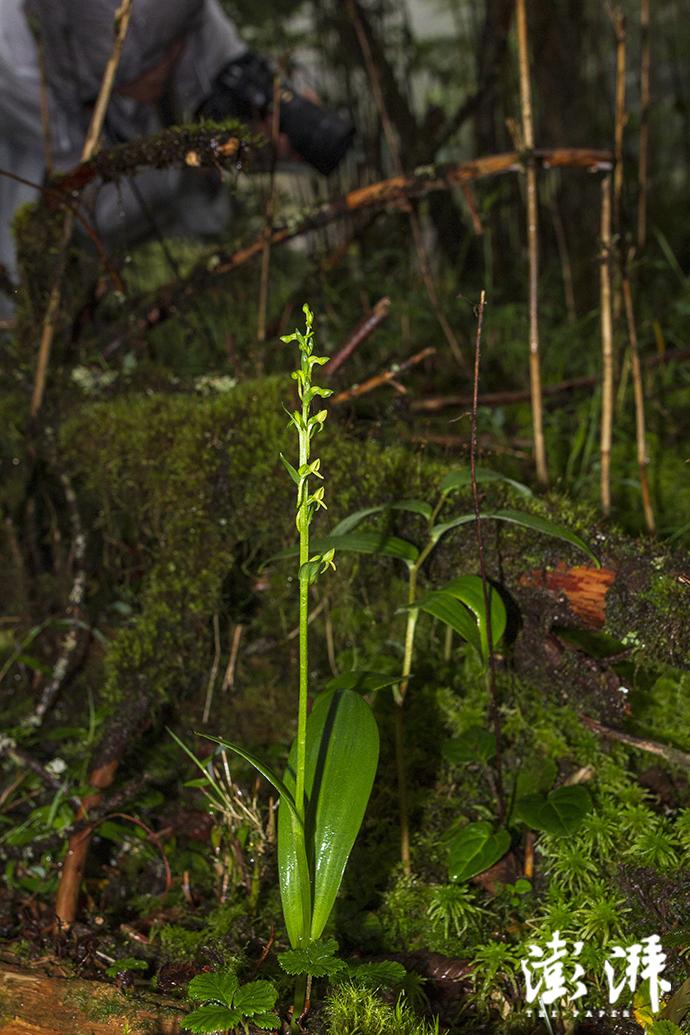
<box><xmin>440</xmin><ymin>467</ymin><xmax>532</xmax><ymax>497</ymax></box>
<box><xmin>187</xmin><ymin>970</ymin><xmax>238</xmax><ymax>1006</ymax></box>
<box><xmin>233</xmin><ymin>980</ymin><xmax>278</xmax><ymax>1016</ymax></box>
<box><xmin>278</xmin><ymin>938</ymin><xmax>346</xmax><ymax>977</ymax></box>
<box><xmin>437</xmin><ymin>575</ymin><xmax>507</xmax><ymax>658</ymax></box>
<box><xmin>514</xmin><ymin>785</ymin><xmax>592</xmax><ymax>836</ymax></box>
<box><xmin>324</xmin><ymin>670</ymin><xmax>399</xmax><ymax>695</ymax></box>
<box><xmin>448</xmin><ymin>821</ymin><xmax>511</xmax><ymax>882</ymax></box>
<box><xmin>410</xmin><ymin>590</ymin><xmax>481</xmax><ymax>654</ymax></box>
<box><xmin>330</xmin><ymin>499</ymin><xmax>433</xmax><ymax>536</ymax></box>
<box><xmin>278</xmin><ymin>690</ymin><xmax>379</xmax><ymax>944</ymax></box>
<box><xmin>443</xmin><ymin>728</ymin><xmax>496</xmax><ymax>765</ymax></box>
<box><xmin>343</xmin><ymin>960</ymin><xmax>407</xmax><ymax>989</ymax></box>
<box><xmin>182</xmin><ymin>1005</ymin><xmax>241</xmax><ymax>1032</ymax></box>
<box><xmin>431</xmin><ymin>509</ymin><xmax>599</xmax><ymax>565</ymax></box>
<box><xmin>269</xmin><ymin>530</ymin><xmax>419</xmax><ymax>568</ymax></box>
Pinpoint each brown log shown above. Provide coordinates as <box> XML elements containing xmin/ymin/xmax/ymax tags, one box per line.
<box><xmin>520</xmin><ymin>563</ymin><xmax>616</xmax><ymax>628</ymax></box>
<box><xmin>0</xmin><ymin>961</ymin><xmax>182</xmax><ymax>1034</ymax></box>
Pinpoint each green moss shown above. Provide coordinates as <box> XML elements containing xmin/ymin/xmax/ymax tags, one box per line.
<box><xmin>323</xmin><ymin>983</ymin><xmax>444</xmax><ymax>1035</ymax></box>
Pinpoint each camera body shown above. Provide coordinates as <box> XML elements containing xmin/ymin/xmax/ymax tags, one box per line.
<box><xmin>197</xmin><ymin>51</ymin><xmax>354</xmax><ymax>176</ymax></box>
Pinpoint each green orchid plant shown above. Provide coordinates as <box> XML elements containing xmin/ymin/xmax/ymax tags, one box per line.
<box><xmin>200</xmin><ymin>305</ymin><xmax>380</xmax><ymax>1027</ymax></box>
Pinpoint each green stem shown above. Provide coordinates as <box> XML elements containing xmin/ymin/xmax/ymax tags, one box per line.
<box><xmin>393</xmin><ymin>530</ymin><xmax>441</xmax><ymax>875</ymax></box>
<box><xmin>292</xmin><ymin>974</ymin><xmax>308</xmax><ymax>1032</ymax></box>
<box><xmin>295</xmin><ymin>397</ymin><xmax>310</xmax><ymax>827</ymax></box>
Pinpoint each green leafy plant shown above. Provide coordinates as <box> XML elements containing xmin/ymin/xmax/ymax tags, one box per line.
<box><xmin>192</xmin><ymin>306</ymin><xmax>379</xmax><ymax>1025</ymax></box>
<box><xmin>182</xmin><ymin>971</ymin><xmax>279</xmax><ymax>1034</ymax></box>
<box><xmin>272</xmin><ymin>459</ymin><xmax>597</xmax><ymax>874</ymax></box>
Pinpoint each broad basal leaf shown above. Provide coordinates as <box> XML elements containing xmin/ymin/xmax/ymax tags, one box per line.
<box><xmin>278</xmin><ymin>690</ymin><xmax>379</xmax><ymax>945</ymax></box>
<box><xmin>269</xmin><ymin>530</ymin><xmax>419</xmax><ymax>568</ymax></box>
<box><xmin>440</xmin><ymin>467</ymin><xmax>532</xmax><ymax>497</ymax></box>
<box><xmin>182</xmin><ymin>1005</ymin><xmax>241</xmax><ymax>1033</ymax></box>
<box><xmin>278</xmin><ymin>938</ymin><xmax>346</xmax><ymax>977</ymax></box>
<box><xmin>443</xmin><ymin>728</ymin><xmax>496</xmax><ymax>765</ymax></box>
<box><xmin>186</xmin><ymin>970</ymin><xmax>238</xmax><ymax>1006</ymax></box>
<box><xmin>448</xmin><ymin>821</ymin><xmax>511</xmax><ymax>882</ymax></box>
<box><xmin>514</xmin><ymin>785</ymin><xmax>592</xmax><ymax>836</ymax></box>
<box><xmin>430</xmin><ymin>509</ymin><xmax>598</xmax><ymax>565</ymax></box>
<box><xmin>329</xmin><ymin>499</ymin><xmax>433</xmax><ymax>536</ymax></box>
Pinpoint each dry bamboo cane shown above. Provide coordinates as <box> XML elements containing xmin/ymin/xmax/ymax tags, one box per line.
<box><xmin>516</xmin><ymin>0</ymin><xmax>548</xmax><ymax>486</ymax></box>
<box><xmin>621</xmin><ymin>264</ymin><xmax>655</xmax><ymax>532</ymax></box>
<box><xmin>612</xmin><ymin>7</ymin><xmax>627</xmax><ymax>238</ymax></box>
<box><xmin>638</xmin><ymin>0</ymin><xmax>651</xmax><ymax>251</ymax></box>
<box><xmin>600</xmin><ymin>175</ymin><xmax>614</xmax><ymax>515</ymax></box>
<box><xmin>30</xmin><ymin>0</ymin><xmax>134</xmax><ymax>418</ymax></box>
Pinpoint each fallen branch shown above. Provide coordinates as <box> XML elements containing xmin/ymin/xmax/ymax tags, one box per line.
<box><xmin>328</xmin><ymin>296</ymin><xmax>391</xmax><ymax>376</ymax></box>
<box><xmin>411</xmin><ymin>345</ymin><xmax>690</xmax><ymax>412</ymax></box>
<box><xmin>96</xmin><ymin>148</ymin><xmax>611</xmax><ymax>349</ymax></box>
<box><xmin>31</xmin><ymin>0</ymin><xmax>134</xmax><ymax>418</ymax></box>
<box><xmin>24</xmin><ymin>470</ymin><xmax>87</xmax><ymax>729</ymax></box>
<box><xmin>331</xmin><ymin>346</ymin><xmax>435</xmax><ymax>405</ymax></box>
<box><xmin>580</xmin><ymin>715</ymin><xmax>690</xmax><ymax>769</ymax></box>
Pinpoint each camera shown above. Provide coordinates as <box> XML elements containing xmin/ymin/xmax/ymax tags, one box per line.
<box><xmin>197</xmin><ymin>51</ymin><xmax>354</xmax><ymax>176</ymax></box>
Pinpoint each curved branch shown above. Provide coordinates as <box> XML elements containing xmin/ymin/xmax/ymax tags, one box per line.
<box><xmin>98</xmin><ymin>147</ymin><xmax>612</xmax><ymax>348</ymax></box>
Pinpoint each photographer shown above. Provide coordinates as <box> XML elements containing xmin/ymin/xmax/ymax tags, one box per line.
<box><xmin>0</xmin><ymin>0</ymin><xmax>353</xmax><ymax>312</ymax></box>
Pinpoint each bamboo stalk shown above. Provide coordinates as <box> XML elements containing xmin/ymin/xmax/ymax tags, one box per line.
<box><xmin>612</xmin><ymin>7</ymin><xmax>626</xmax><ymax>238</ymax></box>
<box><xmin>516</xmin><ymin>0</ymin><xmax>548</xmax><ymax>486</ymax></box>
<box><xmin>600</xmin><ymin>175</ymin><xmax>614</xmax><ymax>515</ymax></box>
<box><xmin>638</xmin><ymin>0</ymin><xmax>651</xmax><ymax>250</ymax></box>
<box><xmin>30</xmin><ymin>0</ymin><xmax>134</xmax><ymax>418</ymax></box>
<box><xmin>621</xmin><ymin>264</ymin><xmax>655</xmax><ymax>532</ymax></box>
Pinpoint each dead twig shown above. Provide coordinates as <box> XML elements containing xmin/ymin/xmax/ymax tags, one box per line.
<box><xmin>24</xmin><ymin>470</ymin><xmax>87</xmax><ymax>729</ymax></box>
<box><xmin>328</xmin><ymin>297</ymin><xmax>391</xmax><ymax>377</ymax></box>
<box><xmin>202</xmin><ymin>612</ymin><xmax>222</xmax><ymax>724</ymax></box>
<box><xmin>469</xmin><ymin>292</ymin><xmax>505</xmax><ymax>818</ymax></box>
<box><xmin>600</xmin><ymin>175</ymin><xmax>614</xmax><ymax>516</ymax></box>
<box><xmin>222</xmin><ymin>623</ymin><xmax>244</xmax><ymax>693</ymax></box>
<box><xmin>621</xmin><ymin>262</ymin><xmax>655</xmax><ymax>532</ymax></box>
<box><xmin>30</xmin><ymin>0</ymin><xmax>134</xmax><ymax>418</ymax></box>
<box><xmin>638</xmin><ymin>0</ymin><xmax>651</xmax><ymax>250</ymax></box>
<box><xmin>411</xmin><ymin>344</ymin><xmax>690</xmax><ymax>412</ymax></box>
<box><xmin>331</xmin><ymin>346</ymin><xmax>435</xmax><ymax>405</ymax></box>
<box><xmin>581</xmin><ymin>715</ymin><xmax>690</xmax><ymax>769</ymax></box>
